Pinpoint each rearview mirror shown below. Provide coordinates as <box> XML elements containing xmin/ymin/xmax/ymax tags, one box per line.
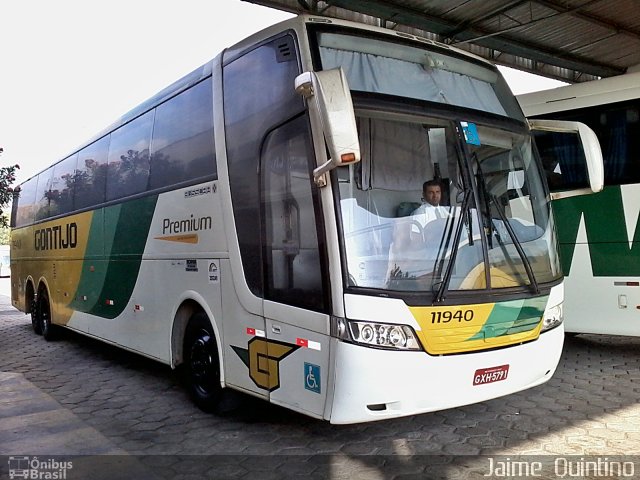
<box><xmin>528</xmin><ymin>119</ymin><xmax>604</xmax><ymax>199</ymax></box>
<box><xmin>295</xmin><ymin>68</ymin><xmax>361</xmax><ymax>185</ymax></box>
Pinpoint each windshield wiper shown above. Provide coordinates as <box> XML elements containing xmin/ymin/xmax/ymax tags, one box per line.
<box><xmin>472</xmin><ymin>152</ymin><xmax>540</xmax><ymax>294</ymax></box>
<box><xmin>431</xmin><ymin>205</ymin><xmax>457</xmax><ymax>284</ymax></box>
<box><xmin>475</xmin><ymin>163</ymin><xmax>493</xmax><ymax>249</ymax></box>
<box><xmin>433</xmin><ymin>188</ymin><xmax>472</xmax><ymax>303</ymax></box>
<box><xmin>488</xmin><ymin>192</ymin><xmax>540</xmax><ymax>294</ymax></box>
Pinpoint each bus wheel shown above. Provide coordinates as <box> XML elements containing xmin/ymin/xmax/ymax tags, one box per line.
<box><xmin>39</xmin><ymin>291</ymin><xmax>57</xmax><ymax>341</ymax></box>
<box><xmin>183</xmin><ymin>313</ymin><xmax>221</xmax><ymax>412</ymax></box>
<box><xmin>31</xmin><ymin>297</ymin><xmax>42</xmax><ymax>335</ymax></box>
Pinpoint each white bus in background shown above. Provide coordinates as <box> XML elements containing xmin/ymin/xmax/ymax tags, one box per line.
<box><xmin>10</xmin><ymin>15</ymin><xmax>602</xmax><ymax>424</ymax></box>
<box><xmin>0</xmin><ymin>244</ymin><xmax>10</xmax><ymax>277</ymax></box>
<box><xmin>519</xmin><ymin>71</ymin><xmax>640</xmax><ymax>336</ymax></box>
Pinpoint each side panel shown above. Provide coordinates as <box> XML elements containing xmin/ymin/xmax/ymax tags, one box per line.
<box><xmin>14</xmin><ymin>181</ymin><xmax>231</xmax><ymax>363</ymax></box>
<box><xmin>553</xmin><ymin>184</ymin><xmax>640</xmax><ymax>335</ymax></box>
<box><xmin>75</xmin><ymin>181</ymin><xmax>225</xmax><ymax>361</ymax></box>
<box><xmin>265</xmin><ymin>302</ymin><xmax>330</xmax><ymax>419</ymax></box>
<box><xmin>221</xmin><ymin>257</ymin><xmax>268</xmax><ymax>400</ymax></box>
<box><xmin>11</xmin><ymin>210</ymin><xmax>97</xmax><ymax>319</ymax></box>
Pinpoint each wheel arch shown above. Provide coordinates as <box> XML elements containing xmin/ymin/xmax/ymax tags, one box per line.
<box><xmin>24</xmin><ymin>277</ymin><xmax>36</xmax><ymax>314</ymax></box>
<box><xmin>170</xmin><ymin>294</ymin><xmax>223</xmax><ymax>376</ymax></box>
<box><xmin>26</xmin><ymin>276</ymin><xmax>51</xmax><ymax>314</ymax></box>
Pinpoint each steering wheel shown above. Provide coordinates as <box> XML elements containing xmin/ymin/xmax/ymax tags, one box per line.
<box><xmin>409</xmin><ymin>220</ymin><xmax>424</xmax><ymax>241</ymax></box>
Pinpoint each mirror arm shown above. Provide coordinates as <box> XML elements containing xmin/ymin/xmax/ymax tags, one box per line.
<box><xmin>313</xmin><ymin>161</ymin><xmax>332</xmax><ymax>187</ymax></box>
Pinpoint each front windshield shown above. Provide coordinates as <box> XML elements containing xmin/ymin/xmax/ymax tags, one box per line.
<box><xmin>337</xmin><ymin>113</ymin><xmax>562</xmax><ymax>295</ymax></box>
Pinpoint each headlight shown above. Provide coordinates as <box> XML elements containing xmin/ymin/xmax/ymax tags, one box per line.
<box><xmin>346</xmin><ymin>319</ymin><xmax>422</xmax><ymax>350</ymax></box>
<box><xmin>541</xmin><ymin>303</ymin><xmax>563</xmax><ymax>332</ymax></box>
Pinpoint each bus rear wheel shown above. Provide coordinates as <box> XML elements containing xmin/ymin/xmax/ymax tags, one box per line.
<box><xmin>31</xmin><ymin>297</ymin><xmax>42</xmax><ymax>335</ymax></box>
<box><xmin>38</xmin><ymin>291</ymin><xmax>57</xmax><ymax>341</ymax></box>
<box><xmin>183</xmin><ymin>313</ymin><xmax>222</xmax><ymax>412</ymax></box>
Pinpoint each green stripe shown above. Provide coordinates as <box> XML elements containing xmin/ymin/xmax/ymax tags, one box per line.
<box><xmin>71</xmin><ymin>209</ymin><xmax>107</xmax><ymax>313</ymax></box>
<box><xmin>72</xmin><ymin>195</ymin><xmax>158</xmax><ymax>319</ymax></box>
<box><xmin>553</xmin><ymin>186</ymin><xmax>640</xmax><ymax>276</ymax></box>
<box><xmin>468</xmin><ymin>296</ymin><xmax>547</xmax><ymax>341</ymax></box>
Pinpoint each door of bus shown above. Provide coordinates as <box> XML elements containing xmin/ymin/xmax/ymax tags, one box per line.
<box><xmin>260</xmin><ymin>115</ymin><xmax>331</xmax><ymax>419</ymax></box>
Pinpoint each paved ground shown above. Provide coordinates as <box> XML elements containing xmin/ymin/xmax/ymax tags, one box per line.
<box><xmin>0</xmin><ymin>275</ymin><xmax>639</xmax><ymax>479</ymax></box>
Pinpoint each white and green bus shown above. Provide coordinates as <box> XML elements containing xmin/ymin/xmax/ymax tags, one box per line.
<box><xmin>10</xmin><ymin>15</ymin><xmax>602</xmax><ymax>423</ymax></box>
<box><xmin>519</xmin><ymin>71</ymin><xmax>640</xmax><ymax>337</ymax></box>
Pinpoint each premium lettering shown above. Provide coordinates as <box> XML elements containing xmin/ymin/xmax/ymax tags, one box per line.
<box><xmin>162</xmin><ymin>214</ymin><xmax>212</xmax><ymax>235</ymax></box>
<box><xmin>34</xmin><ymin>223</ymin><xmax>78</xmax><ymax>251</ymax></box>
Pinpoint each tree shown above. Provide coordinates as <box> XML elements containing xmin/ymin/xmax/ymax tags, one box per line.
<box><xmin>0</xmin><ymin>147</ymin><xmax>19</xmax><ymax>230</ymax></box>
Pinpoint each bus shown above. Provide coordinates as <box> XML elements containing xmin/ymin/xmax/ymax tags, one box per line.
<box><xmin>519</xmin><ymin>71</ymin><xmax>640</xmax><ymax>337</ymax></box>
<box><xmin>10</xmin><ymin>15</ymin><xmax>603</xmax><ymax>424</ymax></box>
<box><xmin>0</xmin><ymin>245</ymin><xmax>10</xmax><ymax>277</ymax></box>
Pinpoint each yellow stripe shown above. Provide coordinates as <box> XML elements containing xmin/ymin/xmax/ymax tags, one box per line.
<box><xmin>410</xmin><ymin>301</ymin><xmax>542</xmax><ymax>355</ymax></box>
<box><xmin>12</xmin><ymin>211</ymin><xmax>94</xmax><ymax>325</ymax></box>
<box><xmin>154</xmin><ymin>233</ymin><xmax>199</xmax><ymax>244</ymax></box>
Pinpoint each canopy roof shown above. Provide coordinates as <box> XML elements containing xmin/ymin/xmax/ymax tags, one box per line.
<box><xmin>245</xmin><ymin>0</ymin><xmax>640</xmax><ymax>83</ymax></box>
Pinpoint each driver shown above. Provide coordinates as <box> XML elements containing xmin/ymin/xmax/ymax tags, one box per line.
<box><xmin>411</xmin><ymin>179</ymin><xmax>449</xmax><ymax>227</ymax></box>
<box><xmin>385</xmin><ymin>180</ymin><xmax>450</xmax><ymax>287</ymax></box>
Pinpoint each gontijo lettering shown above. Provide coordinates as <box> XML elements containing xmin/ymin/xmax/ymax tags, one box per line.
<box><xmin>162</xmin><ymin>215</ymin><xmax>212</xmax><ymax>235</ymax></box>
<box><xmin>34</xmin><ymin>223</ymin><xmax>78</xmax><ymax>251</ymax></box>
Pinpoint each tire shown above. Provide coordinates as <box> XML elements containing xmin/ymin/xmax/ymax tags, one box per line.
<box><xmin>31</xmin><ymin>297</ymin><xmax>42</xmax><ymax>335</ymax></box>
<box><xmin>183</xmin><ymin>313</ymin><xmax>222</xmax><ymax>412</ymax></box>
<box><xmin>39</xmin><ymin>291</ymin><xmax>57</xmax><ymax>341</ymax></box>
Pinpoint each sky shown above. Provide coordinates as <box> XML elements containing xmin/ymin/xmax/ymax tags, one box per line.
<box><xmin>0</xmin><ymin>0</ymin><xmax>567</xmax><ymax>184</ymax></box>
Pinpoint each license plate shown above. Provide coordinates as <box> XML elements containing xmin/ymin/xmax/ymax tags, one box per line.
<box><xmin>473</xmin><ymin>364</ymin><xmax>509</xmax><ymax>386</ymax></box>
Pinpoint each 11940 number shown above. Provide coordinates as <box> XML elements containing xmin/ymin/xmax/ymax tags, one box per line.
<box><xmin>430</xmin><ymin>309</ymin><xmax>474</xmax><ymax>323</ymax></box>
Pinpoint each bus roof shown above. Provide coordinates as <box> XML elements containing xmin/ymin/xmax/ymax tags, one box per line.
<box><xmin>518</xmin><ymin>71</ymin><xmax>640</xmax><ymax>117</ymax></box>
<box><xmin>223</xmin><ymin>14</ymin><xmax>496</xmax><ymax>68</ymax></box>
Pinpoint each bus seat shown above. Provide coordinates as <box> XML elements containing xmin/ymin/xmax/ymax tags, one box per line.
<box><xmin>396</xmin><ymin>202</ymin><xmax>420</xmax><ymax>217</ymax></box>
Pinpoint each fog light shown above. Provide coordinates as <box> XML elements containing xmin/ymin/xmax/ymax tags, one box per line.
<box><xmin>541</xmin><ymin>303</ymin><xmax>563</xmax><ymax>332</ymax></box>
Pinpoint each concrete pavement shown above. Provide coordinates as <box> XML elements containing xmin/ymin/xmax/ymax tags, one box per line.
<box><xmin>0</xmin><ymin>277</ymin><xmax>639</xmax><ymax>479</ymax></box>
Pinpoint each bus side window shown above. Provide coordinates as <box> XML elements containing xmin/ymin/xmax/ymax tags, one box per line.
<box><xmin>106</xmin><ymin>110</ymin><xmax>154</xmax><ymax>201</ymax></box>
<box><xmin>533</xmin><ymin>130</ymin><xmax>590</xmax><ymax>191</ymax></box>
<box><xmin>34</xmin><ymin>168</ymin><xmax>54</xmax><ymax>221</ymax></box>
<box><xmin>149</xmin><ymin>77</ymin><xmax>216</xmax><ymax>189</ymax></box>
<box><xmin>13</xmin><ymin>176</ymin><xmax>38</xmax><ymax>228</ymax></box>
<box><xmin>50</xmin><ymin>153</ymin><xmax>78</xmax><ymax>216</ymax></box>
<box><xmin>223</xmin><ymin>34</ymin><xmax>304</xmax><ymax>298</ymax></box>
<box><xmin>76</xmin><ymin>136</ymin><xmax>109</xmax><ymax>210</ymax></box>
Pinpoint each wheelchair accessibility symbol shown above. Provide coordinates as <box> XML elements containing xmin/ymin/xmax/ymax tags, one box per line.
<box><xmin>304</xmin><ymin>363</ymin><xmax>321</xmax><ymax>394</ymax></box>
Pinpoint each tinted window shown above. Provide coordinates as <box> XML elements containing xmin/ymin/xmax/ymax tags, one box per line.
<box><xmin>14</xmin><ymin>177</ymin><xmax>38</xmax><ymax>227</ymax></box>
<box><xmin>76</xmin><ymin>136</ymin><xmax>109</xmax><ymax>209</ymax></box>
<box><xmin>534</xmin><ymin>100</ymin><xmax>640</xmax><ymax>186</ymax></box>
<box><xmin>224</xmin><ymin>35</ymin><xmax>303</xmax><ymax>297</ymax></box>
<box><xmin>149</xmin><ymin>78</ymin><xmax>216</xmax><ymax>189</ymax></box>
<box><xmin>106</xmin><ymin>110</ymin><xmax>154</xmax><ymax>201</ymax></box>
<box><xmin>533</xmin><ymin>130</ymin><xmax>590</xmax><ymax>190</ymax></box>
<box><xmin>34</xmin><ymin>168</ymin><xmax>54</xmax><ymax>221</ymax></box>
<box><xmin>50</xmin><ymin>154</ymin><xmax>78</xmax><ymax>216</ymax></box>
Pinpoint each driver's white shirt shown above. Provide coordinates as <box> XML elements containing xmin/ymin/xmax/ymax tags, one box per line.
<box><xmin>411</xmin><ymin>203</ymin><xmax>449</xmax><ymax>231</ymax></box>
